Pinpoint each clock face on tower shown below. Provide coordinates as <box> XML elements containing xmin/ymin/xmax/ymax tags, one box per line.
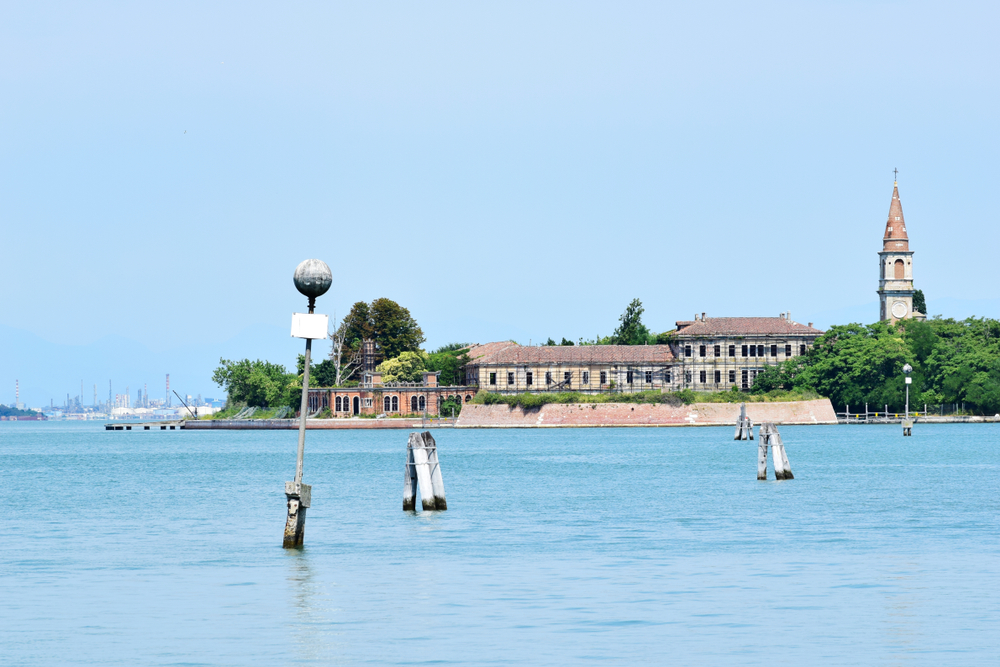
<box><xmin>891</xmin><ymin>301</ymin><xmax>908</xmax><ymax>319</ymax></box>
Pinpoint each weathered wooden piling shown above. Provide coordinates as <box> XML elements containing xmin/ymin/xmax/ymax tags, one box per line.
<box><xmin>757</xmin><ymin>422</ymin><xmax>793</xmax><ymax>481</ymax></box>
<box><xmin>283</xmin><ymin>481</ymin><xmax>311</xmax><ymax>548</ymax></box>
<box><xmin>735</xmin><ymin>402</ymin><xmax>754</xmax><ymax>440</ymax></box>
<box><xmin>404</xmin><ymin>431</ymin><xmax>447</xmax><ymax>511</ymax></box>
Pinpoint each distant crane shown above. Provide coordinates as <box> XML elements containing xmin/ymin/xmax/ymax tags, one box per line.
<box><xmin>173</xmin><ymin>390</ymin><xmax>197</xmax><ymax>418</ymax></box>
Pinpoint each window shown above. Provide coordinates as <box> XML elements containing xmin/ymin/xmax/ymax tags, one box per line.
<box><xmin>600</xmin><ymin>371</ymin><xmax>607</xmax><ymax>385</ymax></box>
<box><xmin>749</xmin><ymin>345</ymin><xmax>756</xmax><ymax>357</ymax></box>
<box><xmin>729</xmin><ymin>370</ymin><xmax>736</xmax><ymax>383</ymax></box>
<box><xmin>699</xmin><ymin>370</ymin><xmax>706</xmax><ymax>383</ymax></box>
<box><xmin>685</xmin><ymin>371</ymin><xmax>692</xmax><ymax>383</ymax></box>
<box><xmin>418</xmin><ymin>395</ymin><xmax>425</xmax><ymax>411</ymax></box>
<box><xmin>729</xmin><ymin>345</ymin><xmax>736</xmax><ymax>357</ymax></box>
<box><xmin>384</xmin><ymin>396</ymin><xmax>391</xmax><ymax>412</ymax></box>
<box><xmin>800</xmin><ymin>344</ymin><xmax>806</xmax><ymax>355</ymax></box>
<box><xmin>582</xmin><ymin>371</ymin><xmax>589</xmax><ymax>384</ymax></box>
<box><xmin>507</xmin><ymin>372</ymin><xmax>515</xmax><ymax>385</ymax></box>
<box><xmin>785</xmin><ymin>344</ymin><xmax>792</xmax><ymax>356</ymax></box>
<box><xmin>741</xmin><ymin>370</ymin><xmax>748</xmax><ymax>389</ymax></box>
<box><xmin>489</xmin><ymin>372</ymin><xmax>497</xmax><ymax>385</ymax></box>
<box><xmin>564</xmin><ymin>371</ymin><xmax>571</xmax><ymax>384</ymax></box>
<box><xmin>526</xmin><ymin>371</ymin><xmax>533</xmax><ymax>386</ymax></box>
<box><xmin>335</xmin><ymin>396</ymin><xmax>342</xmax><ymax>411</ymax></box>
<box><xmin>714</xmin><ymin>345</ymin><xmax>721</xmax><ymax>357</ymax></box>
<box><xmin>363</xmin><ymin>398</ymin><xmax>373</xmax><ymax>408</ymax></box>
<box><xmin>411</xmin><ymin>396</ymin><xmax>418</xmax><ymax>412</ymax></box>
<box><xmin>645</xmin><ymin>370</ymin><xmax>652</xmax><ymax>383</ymax></box>
<box><xmin>757</xmin><ymin>345</ymin><xmax>764</xmax><ymax>357</ymax></box>
<box><xmin>465</xmin><ymin>395</ymin><xmax>471</xmax><ymax>403</ymax></box>
<box><xmin>685</xmin><ymin>345</ymin><xmax>692</xmax><ymax>357</ymax></box>
<box><xmin>665</xmin><ymin>371</ymin><xmax>672</xmax><ymax>383</ymax></box>
<box><xmin>546</xmin><ymin>372</ymin><xmax>552</xmax><ymax>385</ymax></box>
<box><xmin>715</xmin><ymin>370</ymin><xmax>721</xmax><ymax>383</ymax></box>
<box><xmin>699</xmin><ymin>345</ymin><xmax>706</xmax><ymax>357</ymax></box>
<box><xmin>392</xmin><ymin>396</ymin><xmax>399</xmax><ymax>412</ymax></box>
<box><xmin>742</xmin><ymin>345</ymin><xmax>748</xmax><ymax>357</ymax></box>
<box><xmin>770</xmin><ymin>344</ymin><xmax>778</xmax><ymax>357</ymax></box>
<box><xmin>627</xmin><ymin>371</ymin><xmax>633</xmax><ymax>384</ymax></box>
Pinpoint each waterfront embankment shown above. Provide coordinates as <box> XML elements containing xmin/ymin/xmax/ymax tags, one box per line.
<box><xmin>455</xmin><ymin>399</ymin><xmax>838</xmax><ymax>428</ymax></box>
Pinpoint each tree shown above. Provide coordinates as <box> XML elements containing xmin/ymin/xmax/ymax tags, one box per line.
<box><xmin>376</xmin><ymin>351</ymin><xmax>428</xmax><ymax>383</ymax></box>
<box><xmin>426</xmin><ymin>344</ymin><xmax>471</xmax><ymax>386</ymax></box>
<box><xmin>328</xmin><ymin>312</ymin><xmax>362</xmax><ymax>385</ymax></box>
<box><xmin>913</xmin><ymin>289</ymin><xmax>927</xmax><ymax>315</ymax></box>
<box><xmin>560</xmin><ymin>337</ymin><xmax>575</xmax><ymax>346</ymax></box>
<box><xmin>612</xmin><ymin>298</ymin><xmax>653</xmax><ymax>345</ymax></box>
<box><xmin>212</xmin><ymin>358</ymin><xmax>297</xmax><ymax>408</ymax></box>
<box><xmin>370</xmin><ymin>298</ymin><xmax>425</xmax><ymax>359</ymax></box>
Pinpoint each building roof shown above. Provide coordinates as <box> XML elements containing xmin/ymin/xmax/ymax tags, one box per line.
<box><xmin>674</xmin><ymin>317</ymin><xmax>823</xmax><ymax>337</ymax></box>
<box><xmin>473</xmin><ymin>344</ymin><xmax>675</xmax><ymax>365</ymax></box>
<box><xmin>883</xmin><ymin>182</ymin><xmax>909</xmax><ymax>247</ymax></box>
<box><xmin>464</xmin><ymin>341</ymin><xmax>520</xmax><ymax>362</ymax></box>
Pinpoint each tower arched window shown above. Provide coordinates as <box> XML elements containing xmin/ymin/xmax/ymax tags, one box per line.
<box><xmin>894</xmin><ymin>259</ymin><xmax>904</xmax><ymax>279</ymax></box>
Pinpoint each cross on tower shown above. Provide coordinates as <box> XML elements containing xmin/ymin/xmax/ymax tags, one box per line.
<box><xmin>894</xmin><ymin>168</ymin><xmax>898</xmax><ymax>181</ymax></box>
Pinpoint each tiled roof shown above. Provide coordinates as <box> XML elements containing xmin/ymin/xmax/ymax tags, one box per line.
<box><xmin>474</xmin><ymin>344</ymin><xmax>675</xmax><ymax>365</ymax></box>
<box><xmin>674</xmin><ymin>317</ymin><xmax>823</xmax><ymax>336</ymax></box>
<box><xmin>884</xmin><ymin>182</ymin><xmax>908</xmax><ymax>241</ymax></box>
<box><xmin>463</xmin><ymin>341</ymin><xmax>519</xmax><ymax>362</ymax></box>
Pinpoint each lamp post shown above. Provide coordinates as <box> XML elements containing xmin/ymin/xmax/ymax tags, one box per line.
<box><xmin>283</xmin><ymin>259</ymin><xmax>332</xmax><ymax>548</ymax></box>
<box><xmin>902</xmin><ymin>363</ymin><xmax>913</xmax><ymax>437</ymax></box>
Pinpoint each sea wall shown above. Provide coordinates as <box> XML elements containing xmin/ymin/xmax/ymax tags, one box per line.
<box><xmin>455</xmin><ymin>399</ymin><xmax>837</xmax><ymax>428</ymax></box>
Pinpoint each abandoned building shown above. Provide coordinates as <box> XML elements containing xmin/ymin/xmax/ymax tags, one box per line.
<box><xmin>464</xmin><ymin>342</ymin><xmax>676</xmax><ymax>394</ymax></box>
<box><xmin>671</xmin><ymin>314</ymin><xmax>823</xmax><ymax>390</ymax></box>
<box><xmin>307</xmin><ymin>370</ymin><xmax>475</xmax><ymax>417</ymax></box>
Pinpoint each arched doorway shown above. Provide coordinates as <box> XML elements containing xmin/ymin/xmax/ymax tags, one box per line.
<box><xmin>353</xmin><ymin>396</ymin><xmax>360</xmax><ymax>415</ymax></box>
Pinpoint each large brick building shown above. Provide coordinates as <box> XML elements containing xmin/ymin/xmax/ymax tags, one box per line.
<box><xmin>671</xmin><ymin>314</ymin><xmax>823</xmax><ymax>390</ymax></box>
<box><xmin>307</xmin><ymin>371</ymin><xmax>475</xmax><ymax>417</ymax></box>
<box><xmin>464</xmin><ymin>342</ymin><xmax>676</xmax><ymax>394</ymax></box>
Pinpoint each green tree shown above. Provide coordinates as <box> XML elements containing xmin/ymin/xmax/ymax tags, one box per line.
<box><xmin>612</xmin><ymin>298</ymin><xmax>652</xmax><ymax>345</ymax></box>
<box><xmin>913</xmin><ymin>289</ymin><xmax>927</xmax><ymax>315</ymax></box>
<box><xmin>212</xmin><ymin>358</ymin><xmax>297</xmax><ymax>408</ymax></box>
<box><xmin>426</xmin><ymin>344</ymin><xmax>471</xmax><ymax>386</ymax></box>
<box><xmin>560</xmin><ymin>337</ymin><xmax>575</xmax><ymax>346</ymax></box>
<box><xmin>370</xmin><ymin>298</ymin><xmax>425</xmax><ymax>360</ymax></box>
<box><xmin>377</xmin><ymin>351</ymin><xmax>428</xmax><ymax>383</ymax></box>
<box><xmin>544</xmin><ymin>338</ymin><xmax>557</xmax><ymax>346</ymax></box>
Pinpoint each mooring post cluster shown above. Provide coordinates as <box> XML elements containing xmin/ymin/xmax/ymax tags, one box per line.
<box><xmin>404</xmin><ymin>431</ymin><xmax>447</xmax><ymax>511</ymax></box>
<box><xmin>734</xmin><ymin>402</ymin><xmax>754</xmax><ymax>441</ymax></box>
<box><xmin>757</xmin><ymin>422</ymin><xmax>793</xmax><ymax>481</ymax></box>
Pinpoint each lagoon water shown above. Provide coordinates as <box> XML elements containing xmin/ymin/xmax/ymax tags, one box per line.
<box><xmin>1</xmin><ymin>422</ymin><xmax>998</xmax><ymax>665</ymax></box>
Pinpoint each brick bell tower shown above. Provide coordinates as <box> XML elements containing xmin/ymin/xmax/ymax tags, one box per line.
<box><xmin>877</xmin><ymin>179</ymin><xmax>921</xmax><ymax>323</ymax></box>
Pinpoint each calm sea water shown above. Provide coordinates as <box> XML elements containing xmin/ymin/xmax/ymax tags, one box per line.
<box><xmin>1</xmin><ymin>421</ymin><xmax>997</xmax><ymax>665</ymax></box>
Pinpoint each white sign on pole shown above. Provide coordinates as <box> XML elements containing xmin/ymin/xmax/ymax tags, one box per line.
<box><xmin>291</xmin><ymin>313</ymin><xmax>329</xmax><ymax>340</ymax></box>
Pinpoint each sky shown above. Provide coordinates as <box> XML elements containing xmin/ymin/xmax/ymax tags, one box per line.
<box><xmin>2</xmin><ymin>1</ymin><xmax>998</xmax><ymax>407</ymax></box>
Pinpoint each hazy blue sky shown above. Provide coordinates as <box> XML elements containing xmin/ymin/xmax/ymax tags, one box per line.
<box><xmin>2</xmin><ymin>1</ymin><xmax>998</xmax><ymax>405</ymax></box>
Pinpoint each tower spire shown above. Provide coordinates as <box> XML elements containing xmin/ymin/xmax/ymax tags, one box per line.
<box><xmin>883</xmin><ymin>180</ymin><xmax>908</xmax><ymax>250</ymax></box>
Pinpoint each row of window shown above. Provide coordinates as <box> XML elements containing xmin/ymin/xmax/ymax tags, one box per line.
<box><xmin>489</xmin><ymin>370</ymin><xmax>659</xmax><ymax>386</ymax></box>
<box><xmin>682</xmin><ymin>369</ymin><xmax>757</xmax><ymax>386</ymax></box>
<box><xmin>684</xmin><ymin>344</ymin><xmax>807</xmax><ymax>358</ymax></box>
<box><xmin>329</xmin><ymin>394</ymin><xmax>471</xmax><ymax>413</ymax></box>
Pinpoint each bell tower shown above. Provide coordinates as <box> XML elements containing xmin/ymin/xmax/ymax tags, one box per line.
<box><xmin>877</xmin><ymin>179</ymin><xmax>919</xmax><ymax>323</ymax></box>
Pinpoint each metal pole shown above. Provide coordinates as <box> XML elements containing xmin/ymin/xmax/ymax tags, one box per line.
<box><xmin>296</xmin><ymin>322</ymin><xmax>312</xmax><ymax>484</ymax></box>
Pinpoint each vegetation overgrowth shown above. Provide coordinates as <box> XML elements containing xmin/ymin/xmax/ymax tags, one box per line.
<box><xmin>473</xmin><ymin>388</ymin><xmax>819</xmax><ymax>409</ymax></box>
<box><xmin>0</xmin><ymin>405</ymin><xmax>42</xmax><ymax>418</ymax></box>
<box><xmin>751</xmin><ymin>317</ymin><xmax>1000</xmax><ymax>414</ymax></box>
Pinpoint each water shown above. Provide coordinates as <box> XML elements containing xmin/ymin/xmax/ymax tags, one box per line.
<box><xmin>1</xmin><ymin>422</ymin><xmax>998</xmax><ymax>665</ymax></box>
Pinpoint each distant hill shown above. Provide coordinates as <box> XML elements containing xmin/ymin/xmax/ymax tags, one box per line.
<box><xmin>0</xmin><ymin>404</ymin><xmax>41</xmax><ymax>418</ymax></box>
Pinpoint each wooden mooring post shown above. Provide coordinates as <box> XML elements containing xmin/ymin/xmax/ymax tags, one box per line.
<box><xmin>403</xmin><ymin>431</ymin><xmax>447</xmax><ymax>511</ymax></box>
<box><xmin>757</xmin><ymin>422</ymin><xmax>793</xmax><ymax>481</ymax></box>
<box><xmin>734</xmin><ymin>402</ymin><xmax>754</xmax><ymax>441</ymax></box>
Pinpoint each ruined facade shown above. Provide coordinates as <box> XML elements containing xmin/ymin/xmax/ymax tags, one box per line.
<box><xmin>307</xmin><ymin>371</ymin><xmax>475</xmax><ymax>417</ymax></box>
<box><xmin>467</xmin><ymin>343</ymin><xmax>676</xmax><ymax>394</ymax></box>
<box><xmin>878</xmin><ymin>181</ymin><xmax>925</xmax><ymax>323</ymax></box>
<box><xmin>670</xmin><ymin>314</ymin><xmax>823</xmax><ymax>391</ymax></box>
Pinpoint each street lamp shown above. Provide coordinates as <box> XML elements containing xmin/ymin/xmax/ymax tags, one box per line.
<box><xmin>902</xmin><ymin>363</ymin><xmax>913</xmax><ymax>436</ymax></box>
<box><xmin>283</xmin><ymin>259</ymin><xmax>332</xmax><ymax>548</ymax></box>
